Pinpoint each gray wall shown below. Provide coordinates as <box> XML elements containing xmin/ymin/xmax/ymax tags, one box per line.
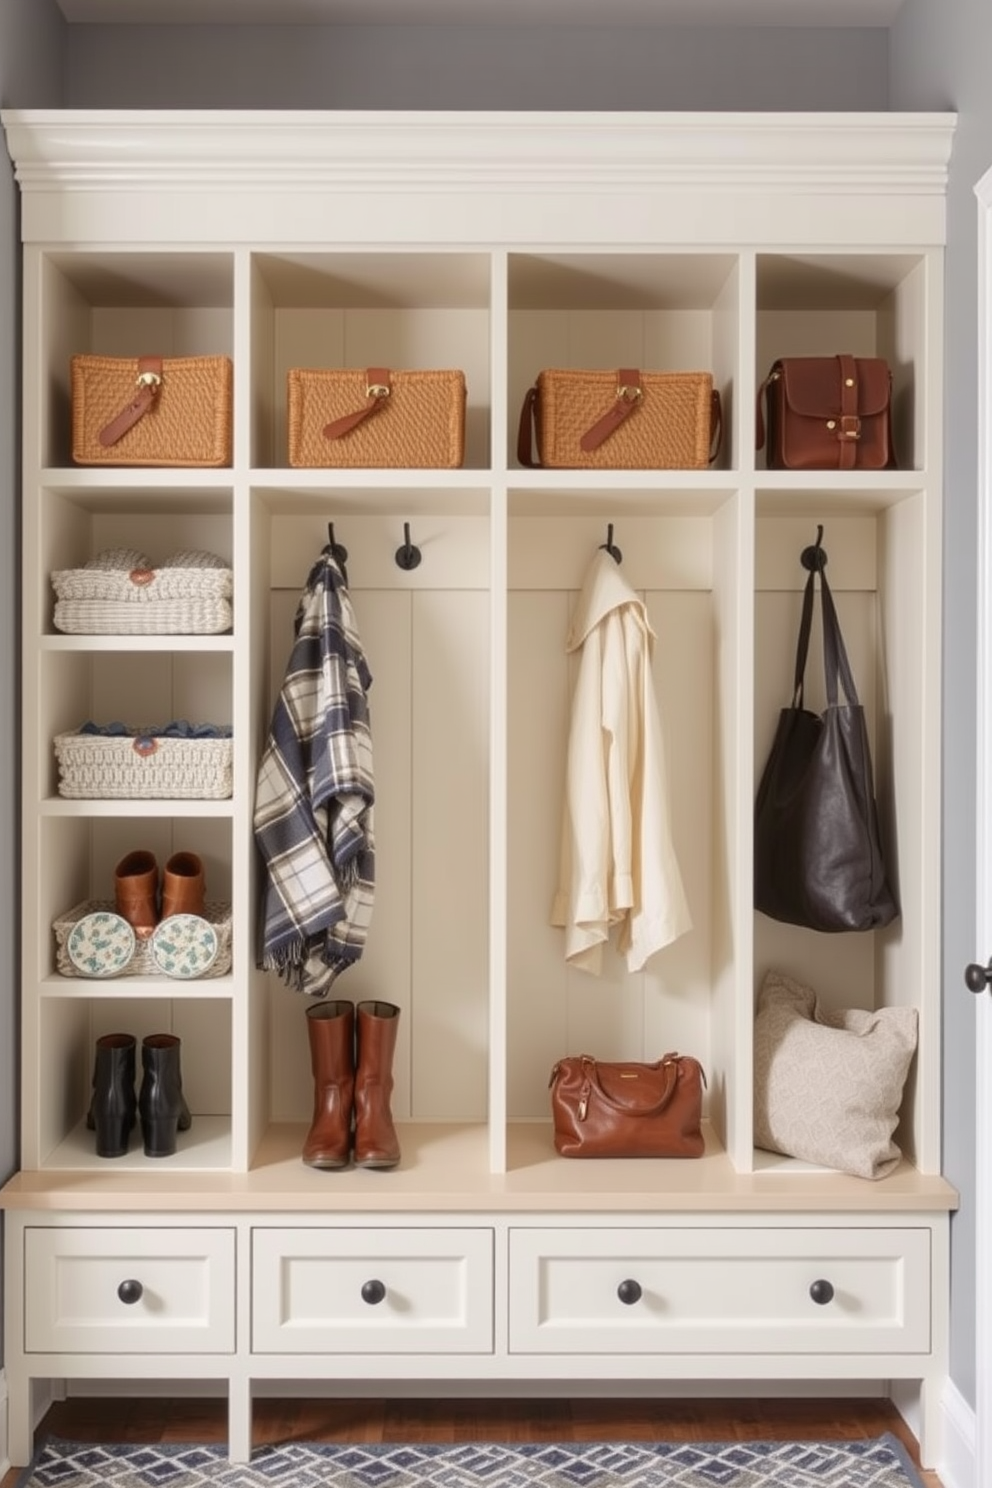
<box><xmin>0</xmin><ymin>0</ymin><xmax>64</xmax><ymax>1376</ymax></box>
<box><xmin>890</xmin><ymin>0</ymin><xmax>991</xmax><ymax>1417</ymax></box>
<box><xmin>63</xmin><ymin>24</ymin><xmax>888</xmax><ymax>111</ymax></box>
<box><xmin>0</xmin><ymin>2</ymin><xmax>984</xmax><ymax>1421</ymax></box>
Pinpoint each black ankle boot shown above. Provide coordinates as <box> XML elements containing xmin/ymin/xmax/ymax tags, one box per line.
<box><xmin>87</xmin><ymin>1033</ymin><xmax>137</xmax><ymax>1159</ymax></box>
<box><xmin>138</xmin><ymin>1034</ymin><xmax>192</xmax><ymax>1158</ymax></box>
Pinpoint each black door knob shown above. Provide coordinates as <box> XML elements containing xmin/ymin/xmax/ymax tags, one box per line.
<box><xmin>809</xmin><ymin>1279</ymin><xmax>834</xmax><ymax>1305</ymax></box>
<box><xmin>117</xmin><ymin>1279</ymin><xmax>143</xmax><ymax>1305</ymax></box>
<box><xmin>617</xmin><ymin>1278</ymin><xmax>642</xmax><ymax>1305</ymax></box>
<box><xmin>966</xmin><ymin>961</ymin><xmax>992</xmax><ymax>994</ymax></box>
<box><xmin>361</xmin><ymin>1279</ymin><xmax>386</xmax><ymax>1305</ymax></box>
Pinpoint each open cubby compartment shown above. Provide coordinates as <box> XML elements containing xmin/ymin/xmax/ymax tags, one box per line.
<box><xmin>245</xmin><ymin>484</ymin><xmax>493</xmax><ymax>1163</ymax></box>
<box><xmin>751</xmin><ymin>492</ymin><xmax>940</xmax><ymax>1175</ymax></box>
<box><xmin>754</xmin><ymin>251</ymin><xmax>935</xmax><ymax>473</ymax></box>
<box><xmin>36</xmin><ymin>482</ymin><xmax>235</xmax><ymax>638</ymax></box>
<box><xmin>507</xmin><ymin>252</ymin><xmax>742</xmax><ymax>472</ymax></box>
<box><xmin>36</xmin><ymin>646</ymin><xmax>233</xmax><ymax>802</ymax></box>
<box><xmin>248</xmin><ymin>252</ymin><xmax>493</xmax><ymax>471</ymax></box>
<box><xmin>26</xmin><ymin>991</ymin><xmax>233</xmax><ymax>1173</ymax></box>
<box><xmin>34</xmin><ymin>814</ymin><xmax>233</xmax><ymax>990</ymax></box>
<box><xmin>504</xmin><ymin>483</ymin><xmax>751</xmax><ymax>1171</ymax></box>
<box><xmin>32</xmin><ymin>250</ymin><xmax>236</xmax><ymax>471</ymax></box>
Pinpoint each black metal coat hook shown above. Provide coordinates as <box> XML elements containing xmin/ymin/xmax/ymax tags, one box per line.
<box><xmin>395</xmin><ymin>522</ymin><xmax>422</xmax><ymax>571</ymax></box>
<box><xmin>800</xmin><ymin>523</ymin><xmax>828</xmax><ymax>573</ymax></box>
<box><xmin>326</xmin><ymin>522</ymin><xmax>349</xmax><ymax>568</ymax></box>
<box><xmin>600</xmin><ymin>523</ymin><xmax>622</xmax><ymax>564</ymax></box>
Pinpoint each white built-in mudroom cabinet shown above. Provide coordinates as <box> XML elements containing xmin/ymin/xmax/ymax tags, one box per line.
<box><xmin>0</xmin><ymin>110</ymin><xmax>959</xmax><ymax>1469</ymax></box>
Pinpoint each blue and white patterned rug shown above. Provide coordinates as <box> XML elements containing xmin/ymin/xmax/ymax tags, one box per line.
<box><xmin>15</xmin><ymin>1435</ymin><xmax>926</xmax><ymax>1488</ymax></box>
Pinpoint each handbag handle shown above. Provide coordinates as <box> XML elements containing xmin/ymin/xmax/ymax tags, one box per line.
<box><xmin>792</xmin><ymin>540</ymin><xmax>861</xmax><ymax>711</ymax></box>
<box><xmin>577</xmin><ymin>1053</ymin><xmax>682</xmax><ymax>1117</ymax></box>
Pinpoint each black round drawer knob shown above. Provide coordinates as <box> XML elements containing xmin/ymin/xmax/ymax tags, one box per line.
<box><xmin>617</xmin><ymin>1279</ymin><xmax>642</xmax><ymax>1305</ymax></box>
<box><xmin>361</xmin><ymin>1279</ymin><xmax>386</xmax><ymax>1305</ymax></box>
<box><xmin>809</xmin><ymin>1279</ymin><xmax>835</xmax><ymax>1305</ymax></box>
<box><xmin>117</xmin><ymin>1279</ymin><xmax>143</xmax><ymax>1305</ymax></box>
<box><xmin>965</xmin><ymin>961</ymin><xmax>992</xmax><ymax>994</ymax></box>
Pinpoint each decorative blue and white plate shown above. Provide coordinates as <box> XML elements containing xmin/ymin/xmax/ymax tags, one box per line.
<box><xmin>151</xmin><ymin>913</ymin><xmax>220</xmax><ymax>979</ymax></box>
<box><xmin>66</xmin><ymin>911</ymin><xmax>136</xmax><ymax>978</ymax></box>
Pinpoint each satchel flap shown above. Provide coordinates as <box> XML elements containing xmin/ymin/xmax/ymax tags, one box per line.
<box><xmin>778</xmin><ymin>357</ymin><xmax>891</xmax><ymax>419</ymax></box>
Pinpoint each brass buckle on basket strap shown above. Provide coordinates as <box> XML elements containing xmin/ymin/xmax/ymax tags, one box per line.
<box><xmin>366</xmin><ymin>381</ymin><xmax>390</xmax><ymax>399</ymax></box>
<box><xmin>136</xmin><ymin>370</ymin><xmax>162</xmax><ymax>391</ymax></box>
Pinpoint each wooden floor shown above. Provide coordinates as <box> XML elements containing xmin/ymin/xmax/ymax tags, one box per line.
<box><xmin>0</xmin><ymin>1395</ymin><xmax>942</xmax><ymax>1488</ymax></box>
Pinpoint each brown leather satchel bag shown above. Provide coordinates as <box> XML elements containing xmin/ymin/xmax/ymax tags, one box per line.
<box><xmin>756</xmin><ymin>354</ymin><xmax>895</xmax><ymax>470</ymax></box>
<box><xmin>549</xmin><ymin>1053</ymin><xmax>706</xmax><ymax>1158</ymax></box>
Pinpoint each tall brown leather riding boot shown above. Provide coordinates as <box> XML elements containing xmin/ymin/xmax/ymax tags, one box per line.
<box><xmin>302</xmin><ymin>1000</ymin><xmax>355</xmax><ymax>1170</ymax></box>
<box><xmin>353</xmin><ymin>1000</ymin><xmax>401</xmax><ymax>1170</ymax></box>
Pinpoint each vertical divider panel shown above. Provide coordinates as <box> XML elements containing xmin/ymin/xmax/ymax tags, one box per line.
<box><xmin>713</xmin><ymin>489</ymin><xmax>755</xmax><ymax>1170</ymax></box>
<box><xmin>489</xmin><ymin>250</ymin><xmax>509</xmax><ymax>1173</ymax></box>
<box><xmin>232</xmin><ymin>248</ymin><xmax>256</xmax><ymax>1172</ymax></box>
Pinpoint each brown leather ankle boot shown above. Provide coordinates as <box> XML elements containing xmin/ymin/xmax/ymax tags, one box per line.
<box><xmin>161</xmin><ymin>851</ymin><xmax>205</xmax><ymax>920</ymax></box>
<box><xmin>302</xmin><ymin>1000</ymin><xmax>355</xmax><ymax>1170</ymax></box>
<box><xmin>353</xmin><ymin>1000</ymin><xmax>401</xmax><ymax>1170</ymax></box>
<box><xmin>114</xmin><ymin>850</ymin><xmax>159</xmax><ymax>939</ymax></box>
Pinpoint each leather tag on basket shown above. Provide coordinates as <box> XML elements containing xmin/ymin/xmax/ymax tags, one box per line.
<box><xmin>71</xmin><ymin>354</ymin><xmax>233</xmax><ymax>468</ymax></box>
<box><xmin>756</xmin><ymin>354</ymin><xmax>895</xmax><ymax>470</ymax></box>
<box><xmin>287</xmin><ymin>366</ymin><xmax>467</xmax><ymax>468</ymax></box>
<box><xmin>518</xmin><ymin>367</ymin><xmax>722</xmax><ymax>470</ymax></box>
<box><xmin>549</xmin><ymin>1052</ymin><xmax>706</xmax><ymax>1158</ymax></box>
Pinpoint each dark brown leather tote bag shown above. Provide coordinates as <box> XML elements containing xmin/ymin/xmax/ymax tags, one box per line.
<box><xmin>754</xmin><ymin>540</ymin><xmax>898</xmax><ymax>933</ymax></box>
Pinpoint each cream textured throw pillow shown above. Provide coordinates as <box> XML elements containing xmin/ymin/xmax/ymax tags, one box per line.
<box><xmin>753</xmin><ymin>969</ymin><xmax>918</xmax><ymax>1180</ymax></box>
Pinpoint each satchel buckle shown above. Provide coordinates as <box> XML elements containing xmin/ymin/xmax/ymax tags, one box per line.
<box><xmin>839</xmin><ymin>414</ymin><xmax>861</xmax><ymax>441</ymax></box>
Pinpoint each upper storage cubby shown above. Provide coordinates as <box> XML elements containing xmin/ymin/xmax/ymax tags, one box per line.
<box><xmin>248</xmin><ymin>252</ymin><xmax>492</xmax><ymax>471</ymax></box>
<box><xmin>34</xmin><ymin>252</ymin><xmax>235</xmax><ymax>471</ymax></box>
<box><xmin>755</xmin><ymin>253</ymin><xmax>933</xmax><ymax>474</ymax></box>
<box><xmin>508</xmin><ymin>253</ymin><xmax>740</xmax><ymax>472</ymax></box>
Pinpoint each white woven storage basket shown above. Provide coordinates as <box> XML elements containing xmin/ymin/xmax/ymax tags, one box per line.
<box><xmin>54</xmin><ymin>597</ymin><xmax>232</xmax><ymax>634</ymax></box>
<box><xmin>52</xmin><ymin>548</ymin><xmax>233</xmax><ymax>636</ymax></box>
<box><xmin>54</xmin><ymin>729</ymin><xmax>233</xmax><ymax>800</ymax></box>
<box><xmin>53</xmin><ymin>899</ymin><xmax>233</xmax><ymax>979</ymax></box>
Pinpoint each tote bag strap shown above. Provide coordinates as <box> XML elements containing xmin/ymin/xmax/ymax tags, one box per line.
<box><xmin>792</xmin><ymin>538</ymin><xmax>861</xmax><ymax>710</ymax></box>
<box><xmin>818</xmin><ymin>564</ymin><xmax>861</xmax><ymax>709</ymax></box>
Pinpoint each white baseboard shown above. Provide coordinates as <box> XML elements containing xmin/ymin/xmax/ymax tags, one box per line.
<box><xmin>939</xmin><ymin>1378</ymin><xmax>976</xmax><ymax>1488</ymax></box>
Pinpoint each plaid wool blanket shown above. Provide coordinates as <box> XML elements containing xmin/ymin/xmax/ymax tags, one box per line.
<box><xmin>253</xmin><ymin>546</ymin><xmax>375</xmax><ymax>995</ymax></box>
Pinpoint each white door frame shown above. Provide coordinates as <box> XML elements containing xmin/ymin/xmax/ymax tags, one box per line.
<box><xmin>974</xmin><ymin>161</ymin><xmax>992</xmax><ymax>1488</ymax></box>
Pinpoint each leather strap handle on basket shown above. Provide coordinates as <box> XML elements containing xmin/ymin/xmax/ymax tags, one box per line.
<box><xmin>98</xmin><ymin>356</ymin><xmax>163</xmax><ymax>448</ymax></box>
<box><xmin>324</xmin><ymin>368</ymin><xmax>392</xmax><ymax>441</ymax></box>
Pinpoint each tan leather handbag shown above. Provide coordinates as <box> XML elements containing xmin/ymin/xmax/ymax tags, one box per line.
<box><xmin>549</xmin><ymin>1052</ymin><xmax>706</xmax><ymax>1158</ymax></box>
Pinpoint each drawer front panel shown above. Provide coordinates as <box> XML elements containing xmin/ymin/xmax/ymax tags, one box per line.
<box><xmin>508</xmin><ymin>1227</ymin><xmax>931</xmax><ymax>1355</ymax></box>
<box><xmin>252</xmin><ymin>1227</ymin><xmax>494</xmax><ymax>1353</ymax></box>
<box><xmin>25</xmin><ymin>1227</ymin><xmax>236</xmax><ymax>1354</ymax></box>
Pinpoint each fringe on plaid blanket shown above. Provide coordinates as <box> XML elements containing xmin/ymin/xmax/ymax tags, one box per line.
<box><xmin>253</xmin><ymin>545</ymin><xmax>375</xmax><ymax>996</ymax></box>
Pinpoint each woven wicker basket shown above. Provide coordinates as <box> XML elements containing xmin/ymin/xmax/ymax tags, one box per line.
<box><xmin>54</xmin><ymin>728</ymin><xmax>233</xmax><ymax>800</ymax></box>
<box><xmin>71</xmin><ymin>354</ymin><xmax>233</xmax><ymax>467</ymax></box>
<box><xmin>518</xmin><ymin>368</ymin><xmax>721</xmax><ymax>470</ymax></box>
<box><xmin>53</xmin><ymin>899</ymin><xmax>233</xmax><ymax>980</ymax></box>
<box><xmin>52</xmin><ymin>548</ymin><xmax>233</xmax><ymax>635</ymax></box>
<box><xmin>287</xmin><ymin>367</ymin><xmax>466</xmax><ymax>468</ymax></box>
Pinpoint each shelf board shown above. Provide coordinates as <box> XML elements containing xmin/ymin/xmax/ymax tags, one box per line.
<box><xmin>0</xmin><ymin>1121</ymin><xmax>958</xmax><ymax>1214</ymax></box>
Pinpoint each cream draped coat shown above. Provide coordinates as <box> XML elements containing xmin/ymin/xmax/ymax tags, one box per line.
<box><xmin>550</xmin><ymin>549</ymin><xmax>691</xmax><ymax>974</ymax></box>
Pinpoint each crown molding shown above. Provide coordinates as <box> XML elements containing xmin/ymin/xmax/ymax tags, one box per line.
<box><xmin>1</xmin><ymin>110</ymin><xmax>957</xmax><ymax>247</ymax></box>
